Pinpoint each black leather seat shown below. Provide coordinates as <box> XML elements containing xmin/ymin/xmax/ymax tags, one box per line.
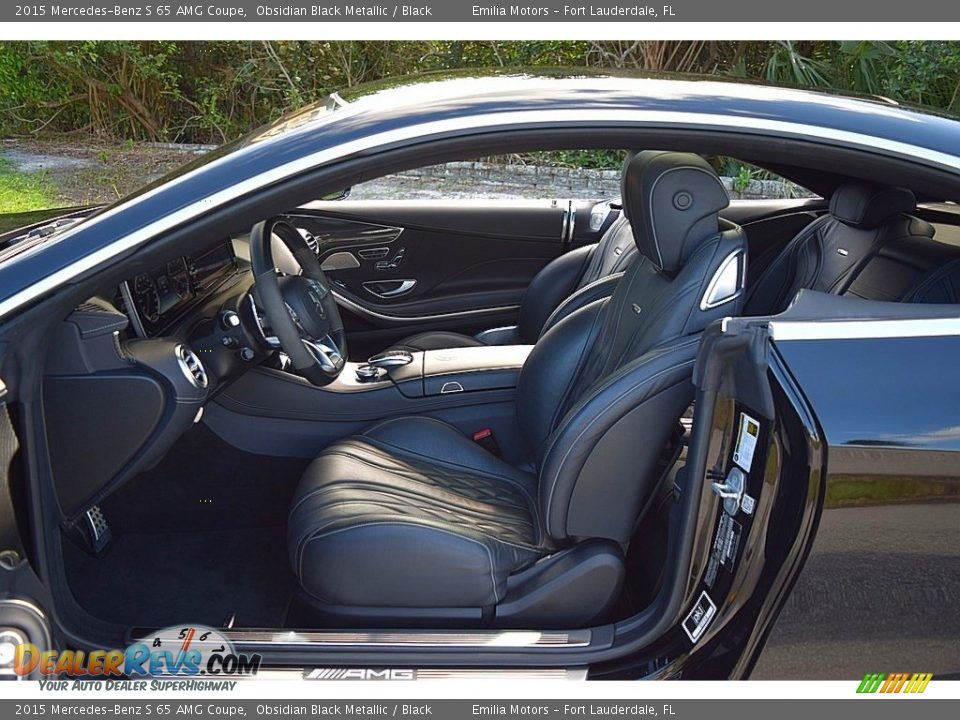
<box><xmin>745</xmin><ymin>182</ymin><xmax>933</xmax><ymax>315</ymax></box>
<box><xmin>288</xmin><ymin>151</ymin><xmax>748</xmax><ymax>628</ymax></box>
<box><xmin>386</xmin><ymin>163</ymin><xmax>639</xmax><ymax>354</ymax></box>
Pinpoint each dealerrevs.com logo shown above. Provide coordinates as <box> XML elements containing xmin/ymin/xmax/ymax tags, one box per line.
<box><xmin>15</xmin><ymin>625</ymin><xmax>261</xmax><ymax>678</ymax></box>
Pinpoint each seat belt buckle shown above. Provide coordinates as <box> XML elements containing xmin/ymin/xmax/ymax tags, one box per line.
<box><xmin>472</xmin><ymin>428</ymin><xmax>502</xmax><ymax>457</ymax></box>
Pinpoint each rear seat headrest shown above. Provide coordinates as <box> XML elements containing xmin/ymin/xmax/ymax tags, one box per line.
<box><xmin>830</xmin><ymin>182</ymin><xmax>916</xmax><ymax>230</ymax></box>
<box><xmin>621</xmin><ymin>151</ymin><xmax>730</xmax><ymax>275</ymax></box>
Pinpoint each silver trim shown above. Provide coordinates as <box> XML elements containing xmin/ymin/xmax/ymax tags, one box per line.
<box><xmin>0</xmin><ymin>629</ymin><xmax>28</xmax><ymax>677</ymax></box>
<box><xmin>333</xmin><ymin>290</ymin><xmax>518</xmax><ymax>324</ymax></box>
<box><xmin>699</xmin><ymin>249</ymin><xmax>745</xmax><ymax>310</ymax></box>
<box><xmin>213</xmin><ymin>629</ymin><xmax>591</xmax><ymax>648</ymax></box>
<box><xmin>302</xmin><ymin>335</ymin><xmax>345</xmax><ymax>373</ymax></box>
<box><xmin>566</xmin><ymin>203</ymin><xmax>577</xmax><ymax>243</ymax></box>
<box><xmin>118</xmin><ymin>280</ymin><xmax>147</xmax><ymax>338</ymax></box>
<box><xmin>363</xmin><ymin>279</ymin><xmax>416</xmax><ymax>298</ymax></box>
<box><xmin>6</xmin><ymin>107</ymin><xmax>960</xmax><ymax>321</ymax></box>
<box><xmin>0</xmin><ymin>598</ymin><xmax>47</xmax><ymax>621</ymax></box>
<box><xmin>0</xmin><ymin>377</ymin><xmax>6</xmax><ymax>402</ymax></box>
<box><xmin>769</xmin><ymin>317</ymin><xmax>960</xmax><ymax>341</ymax></box>
<box><xmin>248</xmin><ymin>294</ymin><xmax>281</xmax><ymax>348</ymax></box>
<box><xmin>175</xmin><ymin>344</ymin><xmax>209</xmax><ymax>389</ymax></box>
<box><xmin>320</xmin><ymin>251</ymin><xmax>360</xmax><ymax>272</ymax></box>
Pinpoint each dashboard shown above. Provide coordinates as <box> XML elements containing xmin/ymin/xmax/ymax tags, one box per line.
<box><xmin>119</xmin><ymin>240</ymin><xmax>240</xmax><ymax>336</ymax></box>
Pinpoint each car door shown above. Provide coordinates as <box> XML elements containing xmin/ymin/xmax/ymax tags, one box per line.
<box><xmin>679</xmin><ymin>293</ymin><xmax>960</xmax><ymax>679</ymax></box>
<box><xmin>0</xmin><ymin>376</ymin><xmax>55</xmax><ymax>680</ymax></box>
<box><xmin>289</xmin><ymin>197</ymin><xmax>617</xmax><ymax>358</ymax></box>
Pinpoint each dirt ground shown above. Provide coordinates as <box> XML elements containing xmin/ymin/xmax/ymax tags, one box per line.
<box><xmin>0</xmin><ymin>138</ymin><xmax>205</xmax><ymax>207</ymax></box>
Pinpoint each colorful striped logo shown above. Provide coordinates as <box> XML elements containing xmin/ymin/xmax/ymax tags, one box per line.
<box><xmin>857</xmin><ymin>672</ymin><xmax>933</xmax><ymax>694</ymax></box>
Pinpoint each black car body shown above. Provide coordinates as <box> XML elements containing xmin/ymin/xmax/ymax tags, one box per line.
<box><xmin>0</xmin><ymin>72</ymin><xmax>957</xmax><ymax>681</ymax></box>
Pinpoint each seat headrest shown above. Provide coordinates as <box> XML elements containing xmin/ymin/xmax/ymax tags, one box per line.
<box><xmin>621</xmin><ymin>151</ymin><xmax>730</xmax><ymax>274</ymax></box>
<box><xmin>829</xmin><ymin>182</ymin><xmax>916</xmax><ymax>229</ymax></box>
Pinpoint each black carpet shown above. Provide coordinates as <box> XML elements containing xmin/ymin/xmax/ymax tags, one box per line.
<box><xmin>65</xmin><ymin>424</ymin><xmax>308</xmax><ymax>628</ymax></box>
<box><xmin>64</xmin><ymin>526</ymin><xmax>294</xmax><ymax>628</ymax></box>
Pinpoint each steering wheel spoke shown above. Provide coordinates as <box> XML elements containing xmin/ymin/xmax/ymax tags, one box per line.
<box><xmin>302</xmin><ymin>334</ymin><xmax>345</xmax><ymax>373</ymax></box>
<box><xmin>249</xmin><ymin>217</ymin><xmax>348</xmax><ymax>386</ymax></box>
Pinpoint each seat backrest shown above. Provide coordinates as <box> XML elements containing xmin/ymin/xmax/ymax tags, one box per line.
<box><xmin>515</xmin><ymin>151</ymin><xmax>747</xmax><ymax>545</ymax></box>
<box><xmin>515</xmin><ymin>156</ymin><xmax>639</xmax><ymax>343</ymax></box>
<box><xmin>744</xmin><ymin>182</ymin><xmax>925</xmax><ymax>315</ymax></box>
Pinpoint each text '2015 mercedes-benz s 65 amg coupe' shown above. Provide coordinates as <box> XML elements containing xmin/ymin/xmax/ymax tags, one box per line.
<box><xmin>0</xmin><ymin>71</ymin><xmax>958</xmax><ymax>681</ymax></box>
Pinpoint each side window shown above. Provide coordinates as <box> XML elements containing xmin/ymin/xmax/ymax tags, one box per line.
<box><xmin>349</xmin><ymin>152</ymin><xmax>630</xmax><ymax>201</ymax></box>
<box><xmin>712</xmin><ymin>157</ymin><xmax>818</xmax><ymax>200</ymax></box>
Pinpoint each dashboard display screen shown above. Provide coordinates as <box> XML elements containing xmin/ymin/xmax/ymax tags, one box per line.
<box><xmin>124</xmin><ymin>240</ymin><xmax>237</xmax><ymax>335</ymax></box>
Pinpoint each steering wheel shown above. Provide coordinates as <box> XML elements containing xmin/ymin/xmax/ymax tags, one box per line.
<box><xmin>249</xmin><ymin>217</ymin><xmax>347</xmax><ymax>386</ymax></box>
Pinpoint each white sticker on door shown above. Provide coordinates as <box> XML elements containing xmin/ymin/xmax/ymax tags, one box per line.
<box><xmin>682</xmin><ymin>591</ymin><xmax>718</xmax><ymax>644</ymax></box>
<box><xmin>732</xmin><ymin>412</ymin><xmax>760</xmax><ymax>473</ymax></box>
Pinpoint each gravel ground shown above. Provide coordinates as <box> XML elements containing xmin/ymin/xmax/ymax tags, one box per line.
<box><xmin>0</xmin><ymin>138</ymin><xmax>204</xmax><ymax>207</ymax></box>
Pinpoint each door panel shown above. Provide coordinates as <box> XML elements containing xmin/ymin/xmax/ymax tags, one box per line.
<box><xmin>290</xmin><ymin>198</ymin><xmax>614</xmax><ymax>358</ymax></box>
<box><xmin>692</xmin><ymin>296</ymin><xmax>960</xmax><ymax>679</ymax></box>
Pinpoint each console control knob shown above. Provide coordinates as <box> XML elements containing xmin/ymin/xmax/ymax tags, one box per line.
<box><xmin>221</xmin><ymin>310</ymin><xmax>241</xmax><ymax>330</ymax></box>
<box><xmin>237</xmin><ymin>347</ymin><xmax>255</xmax><ymax>362</ymax></box>
<box><xmin>355</xmin><ymin>364</ymin><xmax>383</xmax><ymax>382</ymax></box>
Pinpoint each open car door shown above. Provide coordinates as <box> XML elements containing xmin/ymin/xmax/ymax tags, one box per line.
<box><xmin>0</xmin><ymin>373</ymin><xmax>54</xmax><ymax>681</ymax></box>
<box><xmin>679</xmin><ymin>290</ymin><xmax>960</xmax><ymax>679</ymax></box>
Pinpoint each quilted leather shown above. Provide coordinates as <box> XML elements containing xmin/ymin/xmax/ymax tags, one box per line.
<box><xmin>289</xmin><ymin>152</ymin><xmax>747</xmax><ymax>611</ymax></box>
<box><xmin>745</xmin><ymin>183</ymin><xmax>932</xmax><ymax>315</ymax></box>
<box><xmin>289</xmin><ymin>416</ymin><xmax>546</xmax><ymax>607</ymax></box>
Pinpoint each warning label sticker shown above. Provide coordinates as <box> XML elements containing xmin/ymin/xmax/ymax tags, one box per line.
<box><xmin>705</xmin><ymin>513</ymin><xmax>744</xmax><ymax>588</ymax></box>
<box><xmin>732</xmin><ymin>412</ymin><xmax>760</xmax><ymax>472</ymax></box>
<box><xmin>682</xmin><ymin>590</ymin><xmax>717</xmax><ymax>644</ymax></box>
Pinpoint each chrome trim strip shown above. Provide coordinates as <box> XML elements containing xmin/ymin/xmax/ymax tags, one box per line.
<box><xmin>566</xmin><ymin>204</ymin><xmax>577</xmax><ymax>243</ymax></box>
<box><xmin>363</xmin><ymin>279</ymin><xmax>417</xmax><ymax>298</ymax></box>
<box><xmin>699</xmin><ymin>249</ymin><xmax>745</xmax><ymax>310</ymax></box>
<box><xmin>769</xmin><ymin>317</ymin><xmax>960</xmax><ymax>341</ymax></box>
<box><xmin>0</xmin><ymin>598</ymin><xmax>47</xmax><ymax>621</ymax></box>
<box><xmin>4</xmin><ymin>108</ymin><xmax>960</xmax><ymax>320</ymax></box>
<box><xmin>333</xmin><ymin>290</ymin><xmax>518</xmax><ymax>324</ymax></box>
<box><xmin>216</xmin><ymin>629</ymin><xmax>591</xmax><ymax>648</ymax></box>
<box><xmin>118</xmin><ymin>280</ymin><xmax>147</xmax><ymax>338</ymax></box>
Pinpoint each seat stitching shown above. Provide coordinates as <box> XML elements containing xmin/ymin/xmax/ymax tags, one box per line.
<box><xmin>291</xmin><ymin>450</ymin><xmax>534</xmax><ymax>520</ymax></box>
<box><xmin>355</xmin><ymin>433</ymin><xmax>539</xmax><ymax>504</ymax></box>
<box><xmin>291</xmin><ymin>481</ymin><xmax>538</xmax><ymax>547</ymax></box>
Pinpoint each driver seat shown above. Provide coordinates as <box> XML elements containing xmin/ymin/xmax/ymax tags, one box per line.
<box><xmin>287</xmin><ymin>152</ymin><xmax>747</xmax><ymax>627</ymax></box>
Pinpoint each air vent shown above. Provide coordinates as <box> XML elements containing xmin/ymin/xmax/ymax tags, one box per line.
<box><xmin>175</xmin><ymin>344</ymin><xmax>209</xmax><ymax>389</ymax></box>
<box><xmin>298</xmin><ymin>228</ymin><xmax>320</xmax><ymax>255</ymax></box>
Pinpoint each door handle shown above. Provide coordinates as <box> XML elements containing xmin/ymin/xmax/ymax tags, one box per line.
<box><xmin>363</xmin><ymin>279</ymin><xmax>417</xmax><ymax>298</ymax></box>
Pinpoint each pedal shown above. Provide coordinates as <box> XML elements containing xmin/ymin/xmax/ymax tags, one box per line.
<box><xmin>83</xmin><ymin>505</ymin><xmax>112</xmax><ymax>556</ymax></box>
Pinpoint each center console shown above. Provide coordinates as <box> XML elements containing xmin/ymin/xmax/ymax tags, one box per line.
<box><xmin>206</xmin><ymin>344</ymin><xmax>534</xmax><ymax>459</ymax></box>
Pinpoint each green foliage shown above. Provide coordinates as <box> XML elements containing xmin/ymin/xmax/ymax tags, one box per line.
<box><xmin>0</xmin><ymin>158</ymin><xmax>57</xmax><ymax>213</ymax></box>
<box><xmin>2</xmin><ymin>41</ymin><xmax>960</xmax><ymax>144</ymax></box>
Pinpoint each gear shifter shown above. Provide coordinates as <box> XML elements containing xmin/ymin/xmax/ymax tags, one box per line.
<box><xmin>355</xmin><ymin>349</ymin><xmax>415</xmax><ymax>383</ymax></box>
<box><xmin>366</xmin><ymin>350</ymin><xmax>415</xmax><ymax>369</ymax></box>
